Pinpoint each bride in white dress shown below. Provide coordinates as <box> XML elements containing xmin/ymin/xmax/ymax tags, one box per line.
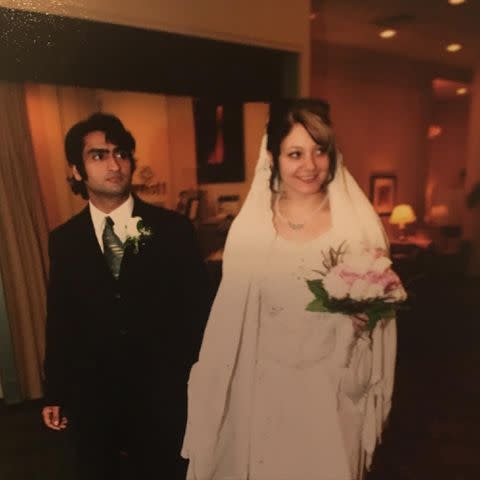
<box><xmin>182</xmin><ymin>99</ymin><xmax>397</xmax><ymax>480</ymax></box>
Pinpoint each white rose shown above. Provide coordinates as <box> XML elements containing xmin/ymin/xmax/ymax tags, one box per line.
<box><xmin>342</xmin><ymin>254</ymin><xmax>372</xmax><ymax>275</ymax></box>
<box><xmin>349</xmin><ymin>278</ymin><xmax>370</xmax><ymax>301</ymax></box>
<box><xmin>363</xmin><ymin>282</ymin><xmax>384</xmax><ymax>300</ymax></box>
<box><xmin>125</xmin><ymin>216</ymin><xmax>142</xmax><ymax>238</ymax></box>
<box><xmin>388</xmin><ymin>285</ymin><xmax>407</xmax><ymax>302</ymax></box>
<box><xmin>323</xmin><ymin>272</ymin><xmax>350</xmax><ymax>299</ymax></box>
<box><xmin>370</xmin><ymin>256</ymin><xmax>392</xmax><ymax>273</ymax></box>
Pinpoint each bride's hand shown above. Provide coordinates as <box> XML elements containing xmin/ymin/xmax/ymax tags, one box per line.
<box><xmin>351</xmin><ymin>313</ymin><xmax>368</xmax><ymax>336</ymax></box>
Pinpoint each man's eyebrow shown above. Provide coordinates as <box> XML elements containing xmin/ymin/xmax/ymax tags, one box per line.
<box><xmin>87</xmin><ymin>148</ymin><xmax>110</xmax><ymax>153</ymax></box>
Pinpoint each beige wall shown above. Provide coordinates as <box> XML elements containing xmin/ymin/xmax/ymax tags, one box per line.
<box><xmin>465</xmin><ymin>67</ymin><xmax>480</xmax><ymax>231</ymax></box>
<box><xmin>464</xmin><ymin>66</ymin><xmax>480</xmax><ymax>274</ymax></box>
<box><xmin>311</xmin><ymin>44</ymin><xmax>434</xmax><ymax>227</ymax></box>
<box><xmin>165</xmin><ymin>96</ymin><xmax>198</xmax><ymax>205</ymax></box>
<box><xmin>200</xmin><ymin>103</ymin><xmax>269</xmax><ymax>215</ymax></box>
<box><xmin>96</xmin><ymin>92</ymin><xmax>269</xmax><ymax>211</ymax></box>
<box><xmin>0</xmin><ymin>0</ymin><xmax>310</xmax><ymax>95</ymax></box>
<box><xmin>425</xmin><ymin>97</ymin><xmax>469</xmax><ymax>226</ymax></box>
<box><xmin>427</xmin><ymin>98</ymin><xmax>469</xmax><ymax>190</ymax></box>
<box><xmin>25</xmin><ymin>83</ymin><xmax>269</xmax><ymax>226</ymax></box>
<box><xmin>83</xmin><ymin>90</ymin><xmax>269</xmax><ymax>214</ymax></box>
<box><xmin>96</xmin><ymin>90</ymin><xmax>172</xmax><ymax>206</ymax></box>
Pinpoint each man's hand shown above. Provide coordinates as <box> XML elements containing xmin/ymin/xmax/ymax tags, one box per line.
<box><xmin>42</xmin><ymin>406</ymin><xmax>68</xmax><ymax>431</ymax></box>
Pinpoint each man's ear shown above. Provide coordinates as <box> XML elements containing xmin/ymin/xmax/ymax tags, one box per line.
<box><xmin>72</xmin><ymin>165</ymin><xmax>83</xmax><ymax>182</ymax></box>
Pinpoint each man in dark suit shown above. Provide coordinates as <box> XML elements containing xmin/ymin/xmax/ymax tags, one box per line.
<box><xmin>41</xmin><ymin>113</ymin><xmax>211</xmax><ymax>479</ymax></box>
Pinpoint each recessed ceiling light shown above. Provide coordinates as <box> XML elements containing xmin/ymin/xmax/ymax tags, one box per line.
<box><xmin>379</xmin><ymin>29</ymin><xmax>397</xmax><ymax>39</ymax></box>
<box><xmin>456</xmin><ymin>87</ymin><xmax>468</xmax><ymax>95</ymax></box>
<box><xmin>446</xmin><ymin>43</ymin><xmax>462</xmax><ymax>52</ymax></box>
<box><xmin>448</xmin><ymin>0</ymin><xmax>466</xmax><ymax>5</ymax></box>
<box><xmin>309</xmin><ymin>12</ymin><xmax>318</xmax><ymax>21</ymax></box>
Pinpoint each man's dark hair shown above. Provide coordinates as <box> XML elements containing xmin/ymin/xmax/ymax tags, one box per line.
<box><xmin>266</xmin><ymin>98</ymin><xmax>337</xmax><ymax>193</ymax></box>
<box><xmin>65</xmin><ymin>113</ymin><xmax>136</xmax><ymax>199</ymax></box>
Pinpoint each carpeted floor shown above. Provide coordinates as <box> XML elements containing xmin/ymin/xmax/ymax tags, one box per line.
<box><xmin>0</xmin><ymin>400</ymin><xmax>75</xmax><ymax>479</ymax></box>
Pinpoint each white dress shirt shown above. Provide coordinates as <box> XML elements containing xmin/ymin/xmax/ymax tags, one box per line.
<box><xmin>89</xmin><ymin>195</ymin><xmax>134</xmax><ymax>253</ymax></box>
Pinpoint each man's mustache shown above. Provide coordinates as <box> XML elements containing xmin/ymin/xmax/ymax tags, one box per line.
<box><xmin>105</xmin><ymin>174</ymin><xmax>125</xmax><ymax>181</ymax></box>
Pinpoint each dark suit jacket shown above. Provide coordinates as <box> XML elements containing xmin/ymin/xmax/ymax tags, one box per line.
<box><xmin>43</xmin><ymin>197</ymin><xmax>211</xmax><ymax>420</ymax></box>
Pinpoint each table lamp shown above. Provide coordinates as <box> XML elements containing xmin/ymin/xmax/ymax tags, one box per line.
<box><xmin>389</xmin><ymin>204</ymin><xmax>416</xmax><ymax>240</ymax></box>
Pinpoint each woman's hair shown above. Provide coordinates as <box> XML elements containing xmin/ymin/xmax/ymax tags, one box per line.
<box><xmin>266</xmin><ymin>99</ymin><xmax>337</xmax><ymax>193</ymax></box>
<box><xmin>65</xmin><ymin>113</ymin><xmax>136</xmax><ymax>199</ymax></box>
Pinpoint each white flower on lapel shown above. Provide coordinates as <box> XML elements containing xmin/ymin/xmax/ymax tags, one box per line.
<box><xmin>124</xmin><ymin>216</ymin><xmax>153</xmax><ymax>254</ymax></box>
<box><xmin>125</xmin><ymin>217</ymin><xmax>143</xmax><ymax>237</ymax></box>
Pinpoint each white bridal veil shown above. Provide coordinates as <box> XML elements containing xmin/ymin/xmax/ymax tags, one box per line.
<box><xmin>182</xmin><ymin>131</ymin><xmax>397</xmax><ymax>479</ymax></box>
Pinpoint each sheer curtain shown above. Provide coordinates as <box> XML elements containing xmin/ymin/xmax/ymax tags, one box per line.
<box><xmin>25</xmin><ymin>83</ymin><xmax>96</xmax><ymax>229</ymax></box>
<box><xmin>0</xmin><ymin>82</ymin><xmax>50</xmax><ymax>401</ymax></box>
<box><xmin>0</xmin><ymin>267</ymin><xmax>22</xmax><ymax>403</ymax></box>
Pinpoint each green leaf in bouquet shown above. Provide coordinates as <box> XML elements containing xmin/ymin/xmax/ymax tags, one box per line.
<box><xmin>366</xmin><ymin>302</ymin><xmax>395</xmax><ymax>330</ymax></box>
<box><xmin>365</xmin><ymin>312</ymin><xmax>379</xmax><ymax>330</ymax></box>
<box><xmin>321</xmin><ymin>241</ymin><xmax>347</xmax><ymax>268</ymax></box>
<box><xmin>306</xmin><ymin>279</ymin><xmax>328</xmax><ymax>300</ymax></box>
<box><xmin>306</xmin><ymin>299</ymin><xmax>329</xmax><ymax>312</ymax></box>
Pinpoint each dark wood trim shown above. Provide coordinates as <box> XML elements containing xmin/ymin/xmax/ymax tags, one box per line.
<box><xmin>0</xmin><ymin>7</ymin><xmax>299</xmax><ymax>100</ymax></box>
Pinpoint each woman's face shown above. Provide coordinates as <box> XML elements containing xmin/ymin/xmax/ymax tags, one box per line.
<box><xmin>277</xmin><ymin>123</ymin><xmax>329</xmax><ymax>197</ymax></box>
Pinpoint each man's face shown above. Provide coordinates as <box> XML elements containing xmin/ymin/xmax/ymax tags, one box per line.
<box><xmin>73</xmin><ymin>130</ymin><xmax>133</xmax><ymax>200</ymax></box>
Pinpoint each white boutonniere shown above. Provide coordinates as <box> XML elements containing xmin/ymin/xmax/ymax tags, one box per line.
<box><xmin>124</xmin><ymin>216</ymin><xmax>153</xmax><ymax>254</ymax></box>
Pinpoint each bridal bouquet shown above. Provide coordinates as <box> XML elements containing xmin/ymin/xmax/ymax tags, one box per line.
<box><xmin>306</xmin><ymin>242</ymin><xmax>407</xmax><ymax>332</ymax></box>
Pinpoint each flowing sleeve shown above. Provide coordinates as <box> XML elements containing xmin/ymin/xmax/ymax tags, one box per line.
<box><xmin>361</xmin><ymin>317</ymin><xmax>397</xmax><ymax>470</ymax></box>
<box><xmin>181</xmin><ymin>216</ymin><xmax>256</xmax><ymax>480</ymax></box>
<box><xmin>334</xmin><ymin>316</ymin><xmax>396</xmax><ymax>478</ymax></box>
<box><xmin>181</xmin><ymin>133</ymin><xmax>274</xmax><ymax>479</ymax></box>
<box><xmin>339</xmin><ymin>334</ymin><xmax>374</xmax><ymax>404</ymax></box>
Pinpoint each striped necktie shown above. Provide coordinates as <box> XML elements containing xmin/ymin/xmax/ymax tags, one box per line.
<box><xmin>102</xmin><ymin>216</ymin><xmax>124</xmax><ymax>279</ymax></box>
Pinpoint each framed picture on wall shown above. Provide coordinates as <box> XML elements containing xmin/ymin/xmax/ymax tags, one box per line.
<box><xmin>370</xmin><ymin>174</ymin><xmax>397</xmax><ymax>216</ymax></box>
<box><xmin>193</xmin><ymin>99</ymin><xmax>245</xmax><ymax>184</ymax></box>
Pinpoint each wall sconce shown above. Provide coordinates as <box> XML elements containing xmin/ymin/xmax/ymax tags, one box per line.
<box><xmin>389</xmin><ymin>204</ymin><xmax>416</xmax><ymax>240</ymax></box>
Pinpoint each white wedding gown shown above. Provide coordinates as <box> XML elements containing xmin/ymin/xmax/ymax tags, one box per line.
<box><xmin>195</xmin><ymin>228</ymin><xmax>375</xmax><ymax>480</ymax></box>
<box><xmin>247</xmin><ymin>229</ymin><xmax>371</xmax><ymax>480</ymax></box>
<box><xmin>184</xmin><ymin>141</ymin><xmax>393</xmax><ymax>480</ymax></box>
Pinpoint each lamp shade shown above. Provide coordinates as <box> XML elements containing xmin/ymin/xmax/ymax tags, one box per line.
<box><xmin>389</xmin><ymin>204</ymin><xmax>416</xmax><ymax>227</ymax></box>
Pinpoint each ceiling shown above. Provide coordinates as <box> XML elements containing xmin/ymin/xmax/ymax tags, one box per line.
<box><xmin>310</xmin><ymin>0</ymin><xmax>480</xmax><ymax>71</ymax></box>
